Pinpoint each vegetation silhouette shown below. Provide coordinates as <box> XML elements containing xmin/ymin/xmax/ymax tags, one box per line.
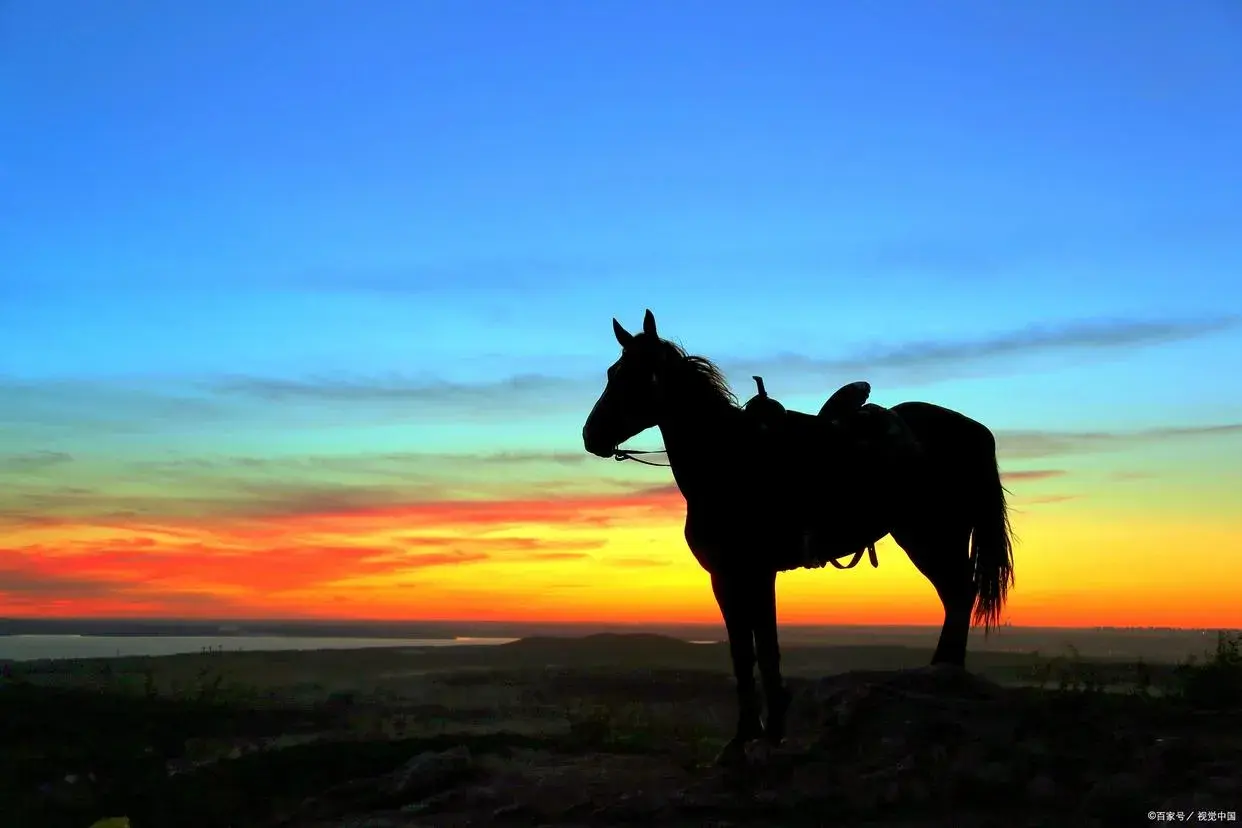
<box><xmin>582</xmin><ymin>309</ymin><xmax>1016</xmax><ymax>762</ymax></box>
<box><xmin>6</xmin><ymin>632</ymin><xmax>1238</xmax><ymax>826</ymax></box>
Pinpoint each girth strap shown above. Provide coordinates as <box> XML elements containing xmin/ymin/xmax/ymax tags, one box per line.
<box><xmin>828</xmin><ymin>543</ymin><xmax>880</xmax><ymax>569</ymax></box>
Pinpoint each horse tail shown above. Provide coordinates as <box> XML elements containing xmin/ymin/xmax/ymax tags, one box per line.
<box><xmin>969</xmin><ymin>430</ymin><xmax>1016</xmax><ymax>633</ymax></box>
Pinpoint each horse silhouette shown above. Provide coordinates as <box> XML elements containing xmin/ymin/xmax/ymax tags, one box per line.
<box><xmin>582</xmin><ymin>309</ymin><xmax>1015</xmax><ymax>764</ymax></box>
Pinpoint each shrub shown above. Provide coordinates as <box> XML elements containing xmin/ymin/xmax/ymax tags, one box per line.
<box><xmin>1175</xmin><ymin>630</ymin><xmax>1242</xmax><ymax>710</ymax></box>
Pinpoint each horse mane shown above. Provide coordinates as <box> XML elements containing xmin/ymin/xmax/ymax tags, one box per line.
<box><xmin>657</xmin><ymin>338</ymin><xmax>739</xmax><ymax>409</ymax></box>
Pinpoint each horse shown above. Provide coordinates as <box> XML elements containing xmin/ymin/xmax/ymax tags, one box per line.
<box><xmin>581</xmin><ymin>309</ymin><xmax>1015</xmax><ymax>764</ymax></box>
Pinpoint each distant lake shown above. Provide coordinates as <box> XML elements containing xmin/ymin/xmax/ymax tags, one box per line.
<box><xmin>0</xmin><ymin>635</ymin><xmax>518</xmax><ymax>662</ymax></box>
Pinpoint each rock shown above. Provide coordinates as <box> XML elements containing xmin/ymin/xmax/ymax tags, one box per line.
<box><xmin>337</xmin><ymin>818</ymin><xmax>408</xmax><ymax>828</ymax></box>
<box><xmin>384</xmin><ymin>745</ymin><xmax>475</xmax><ymax>801</ymax></box>
<box><xmin>975</xmin><ymin>761</ymin><xmax>1013</xmax><ymax>788</ymax></box>
<box><xmin>954</xmin><ymin>759</ymin><xmax>1014</xmax><ymax>805</ymax></box>
<box><xmin>1083</xmin><ymin>772</ymin><xmax>1144</xmax><ymax>813</ymax></box>
<box><xmin>399</xmin><ymin>788</ymin><xmax>464</xmax><ymax>815</ymax></box>
<box><xmin>1026</xmin><ymin>774</ymin><xmax>1058</xmax><ymax>803</ymax></box>
<box><xmin>492</xmin><ymin>802</ymin><xmax>534</xmax><ymax>819</ymax></box>
<box><xmin>743</xmin><ymin>740</ymin><xmax>773</xmax><ymax>765</ymax></box>
<box><xmin>591</xmin><ymin>789</ymin><xmax>669</xmax><ymax>820</ymax></box>
<box><xmin>881</xmin><ymin>772</ymin><xmax>931</xmax><ymax>807</ymax></box>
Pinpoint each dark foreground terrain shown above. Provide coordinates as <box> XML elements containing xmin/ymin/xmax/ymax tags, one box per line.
<box><xmin>4</xmin><ymin>633</ymin><xmax>1240</xmax><ymax>828</ymax></box>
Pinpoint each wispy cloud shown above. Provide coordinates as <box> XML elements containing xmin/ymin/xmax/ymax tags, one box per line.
<box><xmin>731</xmin><ymin>317</ymin><xmax>1239</xmax><ymax>387</ymax></box>
<box><xmin>0</xmin><ymin>378</ymin><xmax>225</xmax><ymax>431</ymax></box>
<box><xmin>132</xmin><ymin>450</ymin><xmax>589</xmax><ymax>477</ymax></box>
<box><xmin>1111</xmin><ymin>471</ymin><xmax>1155</xmax><ymax>482</ymax></box>
<box><xmin>1022</xmin><ymin>494</ymin><xmax>1081</xmax><ymax>505</ymax></box>
<box><xmin>0</xmin><ymin>482</ymin><xmax>448</xmax><ymax>524</ymax></box>
<box><xmin>210</xmin><ymin>373</ymin><xmax>575</xmax><ymax>408</ymax></box>
<box><xmin>518</xmin><ymin>550</ymin><xmax>596</xmax><ymax>562</ymax></box>
<box><xmin>0</xmin><ymin>449</ymin><xmax>622</xmax><ymax>526</ymax></box>
<box><xmin>0</xmin><ymin>482</ymin><xmax>684</xmax><ymax>538</ymax></box>
<box><xmin>2</xmin><ymin>316</ymin><xmax>1234</xmax><ymax>430</ymax></box>
<box><xmin>0</xmin><ymin>451</ymin><xmax>73</xmax><ymax>472</ymax></box>
<box><xmin>0</xmin><ymin>530</ymin><xmax>610</xmax><ymax>607</ymax></box>
<box><xmin>997</xmin><ymin>423</ymin><xmax>1242</xmax><ymax>459</ymax></box>
<box><xmin>211</xmin><ymin>315</ymin><xmax>1240</xmax><ymax>412</ymax></box>
<box><xmin>1001</xmin><ymin>469</ymin><xmax>1067</xmax><ymax>482</ymax></box>
<box><xmin>0</xmin><ymin>484</ymin><xmax>675</xmax><ymax>616</ymax></box>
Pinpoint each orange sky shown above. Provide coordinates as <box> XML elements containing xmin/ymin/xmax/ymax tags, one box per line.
<box><xmin>4</xmin><ymin>475</ymin><xmax>1239</xmax><ymax>629</ymax></box>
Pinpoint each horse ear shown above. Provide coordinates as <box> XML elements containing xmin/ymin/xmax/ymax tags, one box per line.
<box><xmin>612</xmin><ymin>318</ymin><xmax>634</xmax><ymax>348</ymax></box>
<box><xmin>642</xmin><ymin>309</ymin><xmax>658</xmax><ymax>337</ymax></box>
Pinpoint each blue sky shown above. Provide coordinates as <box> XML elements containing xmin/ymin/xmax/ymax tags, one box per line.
<box><xmin>1</xmin><ymin>0</ymin><xmax>1240</xmax><ymax>457</ymax></box>
<box><xmin>3</xmin><ymin>1</ymin><xmax>1242</xmax><ymax>626</ymax></box>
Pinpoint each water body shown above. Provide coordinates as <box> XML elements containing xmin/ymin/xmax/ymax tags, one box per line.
<box><xmin>0</xmin><ymin>635</ymin><xmax>517</xmax><ymax>662</ymax></box>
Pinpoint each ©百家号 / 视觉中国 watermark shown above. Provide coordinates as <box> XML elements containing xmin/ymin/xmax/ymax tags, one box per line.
<box><xmin>1147</xmin><ymin>811</ymin><xmax>1237</xmax><ymax>822</ymax></box>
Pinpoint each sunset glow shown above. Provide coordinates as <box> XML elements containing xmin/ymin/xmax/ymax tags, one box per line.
<box><xmin>3</xmin><ymin>2</ymin><xmax>1240</xmax><ymax>629</ymax></box>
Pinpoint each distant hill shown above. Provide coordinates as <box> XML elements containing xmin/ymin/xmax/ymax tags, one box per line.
<box><xmin>500</xmin><ymin>633</ymin><xmax>713</xmax><ymax>661</ymax></box>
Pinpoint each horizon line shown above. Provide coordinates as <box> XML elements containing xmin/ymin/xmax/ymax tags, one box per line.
<box><xmin>2</xmin><ymin>617</ymin><xmax>1237</xmax><ymax>633</ymax></box>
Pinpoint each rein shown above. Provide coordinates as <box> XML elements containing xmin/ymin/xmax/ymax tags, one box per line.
<box><xmin>613</xmin><ymin>449</ymin><xmax>672</xmax><ymax>467</ymax></box>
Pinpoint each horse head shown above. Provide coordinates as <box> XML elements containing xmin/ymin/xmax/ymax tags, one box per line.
<box><xmin>581</xmin><ymin>309</ymin><xmax>669</xmax><ymax>457</ymax></box>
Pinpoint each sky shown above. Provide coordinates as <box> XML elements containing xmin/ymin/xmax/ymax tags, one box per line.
<box><xmin>1</xmin><ymin>0</ymin><xmax>1240</xmax><ymax>628</ymax></box>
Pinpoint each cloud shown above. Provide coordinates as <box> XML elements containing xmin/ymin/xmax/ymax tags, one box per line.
<box><xmin>0</xmin><ymin>482</ymin><xmax>448</xmax><ymax>524</ymax></box>
<box><xmin>0</xmin><ymin>451</ymin><xmax>73</xmax><ymax>471</ymax></box>
<box><xmin>0</xmin><ymin>447</ymin><xmax>633</xmax><ymax>524</ymax></box>
<box><xmin>204</xmin><ymin>315</ymin><xmax>1239</xmax><ymax>413</ymax></box>
<box><xmin>382</xmin><ymin>551</ymin><xmax>491</xmax><ymax>568</ymax></box>
<box><xmin>132</xmin><ymin>450</ymin><xmax>589</xmax><ymax>479</ymax></box>
<box><xmin>0</xmin><ymin>566</ymin><xmax>122</xmax><ymax>598</ymax></box>
<box><xmin>633</xmin><ymin>483</ymin><xmax>680</xmax><ymax>497</ymax></box>
<box><xmin>2</xmin><ymin>541</ymin><xmax>409</xmax><ymax>593</ymax></box>
<box><xmin>996</xmin><ymin>423</ymin><xmax>1242</xmax><ymax>459</ymax></box>
<box><xmin>0</xmin><ymin>471</ymin><xmax>686</xmax><ymax>540</ymax></box>
<box><xmin>0</xmin><ymin>486</ymin><xmax>659</xmax><ymax>614</ymax></box>
<box><xmin>389</xmin><ymin>536</ymin><xmax>603</xmax><ymax>561</ymax></box>
<box><xmin>1111</xmin><ymin>471</ymin><xmax>1154</xmax><ymax>481</ymax></box>
<box><xmin>210</xmin><ymin>373</ymin><xmax>576</xmax><ymax>407</ymax></box>
<box><xmin>605</xmin><ymin>557</ymin><xmax>673</xmax><ymax>568</ymax></box>
<box><xmin>517</xmin><ymin>551</ymin><xmax>595</xmax><ymax>562</ymax></box>
<box><xmin>1001</xmin><ymin>469</ymin><xmax>1067</xmax><ymax>482</ymax></box>
<box><xmin>0</xmin><ymin>533</ymin><xmax>600</xmax><ymax>604</ymax></box>
<box><xmin>2</xmin><ymin>316</ymin><xmax>1233</xmax><ymax>432</ymax></box>
<box><xmin>732</xmin><ymin>316</ymin><xmax>1239</xmax><ymax>385</ymax></box>
<box><xmin>0</xmin><ymin>378</ymin><xmax>225</xmax><ymax>431</ymax></box>
<box><xmin>1022</xmin><ymin>494</ymin><xmax>1080</xmax><ymax>505</ymax></box>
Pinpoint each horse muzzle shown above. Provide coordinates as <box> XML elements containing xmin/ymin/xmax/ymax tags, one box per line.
<box><xmin>582</xmin><ymin>426</ymin><xmax>617</xmax><ymax>459</ymax></box>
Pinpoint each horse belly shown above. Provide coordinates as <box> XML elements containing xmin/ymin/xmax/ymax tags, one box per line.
<box><xmin>785</xmin><ymin>462</ymin><xmax>901</xmax><ymax>567</ymax></box>
<box><xmin>683</xmin><ymin>501</ymin><xmax>800</xmax><ymax>573</ymax></box>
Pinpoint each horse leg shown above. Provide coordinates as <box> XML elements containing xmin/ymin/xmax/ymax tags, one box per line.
<box><xmin>894</xmin><ymin>528</ymin><xmax>976</xmax><ymax>667</ymax></box>
<box><xmin>750</xmin><ymin>569</ymin><xmax>792</xmax><ymax>744</ymax></box>
<box><xmin>710</xmin><ymin>570</ymin><xmax>763</xmax><ymax>763</ymax></box>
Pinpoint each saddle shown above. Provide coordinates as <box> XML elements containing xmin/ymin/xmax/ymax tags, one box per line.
<box><xmin>741</xmin><ymin>377</ymin><xmax>922</xmax><ymax>572</ymax></box>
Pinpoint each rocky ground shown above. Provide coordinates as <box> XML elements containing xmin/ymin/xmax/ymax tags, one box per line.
<box><xmin>7</xmin><ymin>642</ymin><xmax>1240</xmax><ymax>828</ymax></box>
<box><xmin>279</xmin><ymin>667</ymin><xmax>1241</xmax><ymax>828</ymax></box>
